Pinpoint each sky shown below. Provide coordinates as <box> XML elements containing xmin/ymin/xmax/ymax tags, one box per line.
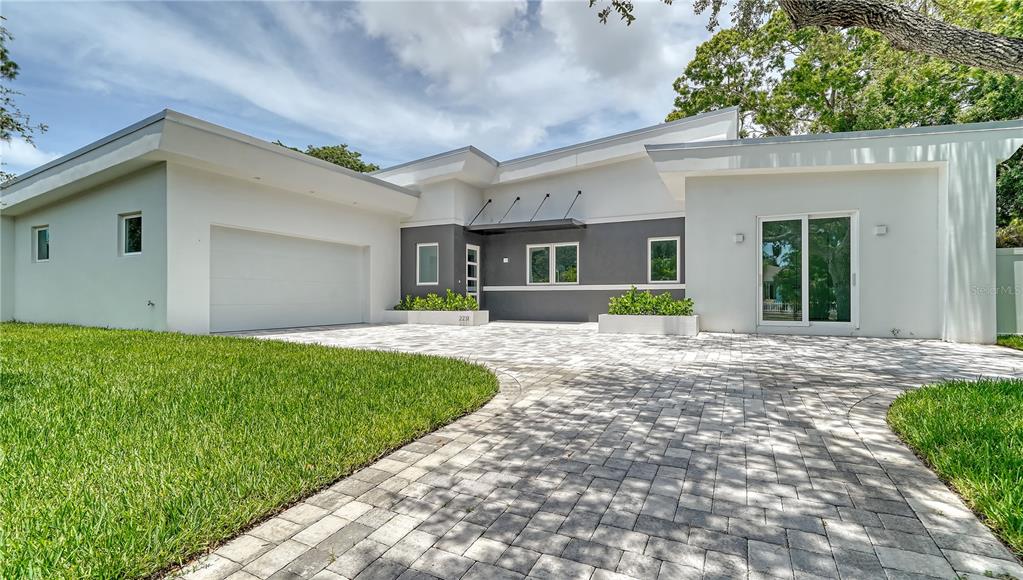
<box><xmin>2</xmin><ymin>0</ymin><xmax>713</xmax><ymax>175</ymax></box>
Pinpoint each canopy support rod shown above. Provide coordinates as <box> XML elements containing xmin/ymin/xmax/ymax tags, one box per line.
<box><xmin>498</xmin><ymin>196</ymin><xmax>520</xmax><ymax>223</ymax></box>
<box><xmin>563</xmin><ymin>190</ymin><xmax>582</xmax><ymax>219</ymax></box>
<box><xmin>468</xmin><ymin>198</ymin><xmax>492</xmax><ymax>226</ymax></box>
<box><xmin>529</xmin><ymin>193</ymin><xmax>551</xmax><ymax>222</ymax></box>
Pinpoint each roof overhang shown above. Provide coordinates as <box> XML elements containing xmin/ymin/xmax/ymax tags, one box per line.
<box><xmin>646</xmin><ymin>119</ymin><xmax>1023</xmax><ymax>201</ymax></box>
<box><xmin>465</xmin><ymin>218</ymin><xmax>585</xmax><ymax>234</ymax></box>
<box><xmin>1</xmin><ymin>110</ymin><xmax>420</xmax><ymax>217</ymax></box>
<box><xmin>372</xmin><ymin>107</ymin><xmax>741</xmax><ymax>190</ymax></box>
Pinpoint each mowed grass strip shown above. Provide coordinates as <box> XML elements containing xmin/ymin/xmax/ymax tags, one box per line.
<box><xmin>0</xmin><ymin>323</ymin><xmax>498</xmax><ymax>579</ymax></box>
<box><xmin>888</xmin><ymin>379</ymin><xmax>1023</xmax><ymax>555</ymax></box>
<box><xmin>998</xmin><ymin>334</ymin><xmax>1023</xmax><ymax>351</ymax></box>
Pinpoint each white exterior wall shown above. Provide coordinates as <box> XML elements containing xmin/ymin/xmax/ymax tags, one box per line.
<box><xmin>7</xmin><ymin>164</ymin><xmax>168</xmax><ymax>329</ymax></box>
<box><xmin>480</xmin><ymin>157</ymin><xmax>683</xmax><ymax>224</ymax></box>
<box><xmin>686</xmin><ymin>168</ymin><xmax>941</xmax><ymax>339</ymax></box>
<box><xmin>996</xmin><ymin>248</ymin><xmax>1023</xmax><ymax>335</ymax></box>
<box><xmin>406</xmin><ymin>180</ymin><xmax>485</xmax><ymax>227</ymax></box>
<box><xmin>1</xmin><ymin>215</ymin><xmax>14</xmax><ymax>321</ymax></box>
<box><xmin>165</xmin><ymin>164</ymin><xmax>401</xmax><ymax>334</ymax></box>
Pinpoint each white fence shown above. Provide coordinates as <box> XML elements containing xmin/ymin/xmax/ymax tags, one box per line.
<box><xmin>997</xmin><ymin>248</ymin><xmax>1023</xmax><ymax>335</ymax></box>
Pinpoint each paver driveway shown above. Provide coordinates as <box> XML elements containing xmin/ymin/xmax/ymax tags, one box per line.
<box><xmin>183</xmin><ymin>323</ymin><xmax>1023</xmax><ymax>580</ymax></box>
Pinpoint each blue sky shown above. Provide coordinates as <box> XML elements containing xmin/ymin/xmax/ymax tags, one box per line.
<box><xmin>2</xmin><ymin>1</ymin><xmax>711</xmax><ymax>175</ymax></box>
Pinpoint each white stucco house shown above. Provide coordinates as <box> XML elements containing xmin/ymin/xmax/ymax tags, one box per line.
<box><xmin>1</xmin><ymin>108</ymin><xmax>1019</xmax><ymax>342</ymax></box>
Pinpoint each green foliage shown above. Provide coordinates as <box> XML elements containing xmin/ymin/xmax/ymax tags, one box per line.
<box><xmin>997</xmin><ymin>218</ymin><xmax>1023</xmax><ymax>248</ymax></box>
<box><xmin>608</xmin><ymin>286</ymin><xmax>695</xmax><ymax>316</ymax></box>
<box><xmin>667</xmin><ymin>5</ymin><xmax>1023</xmax><ymax>232</ymax></box>
<box><xmin>888</xmin><ymin>378</ymin><xmax>1023</xmax><ymax>554</ymax></box>
<box><xmin>0</xmin><ymin>323</ymin><xmax>497</xmax><ymax>578</ymax></box>
<box><xmin>998</xmin><ymin>334</ymin><xmax>1023</xmax><ymax>350</ymax></box>
<box><xmin>394</xmin><ymin>289</ymin><xmax>480</xmax><ymax>311</ymax></box>
<box><xmin>272</xmin><ymin>140</ymin><xmax>380</xmax><ymax>173</ymax></box>
<box><xmin>0</xmin><ymin>17</ymin><xmax>47</xmax><ymax>182</ymax></box>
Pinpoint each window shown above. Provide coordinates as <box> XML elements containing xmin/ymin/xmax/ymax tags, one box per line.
<box><xmin>527</xmin><ymin>242</ymin><xmax>578</xmax><ymax>285</ymax></box>
<box><xmin>648</xmin><ymin>237</ymin><xmax>680</xmax><ymax>283</ymax></box>
<box><xmin>33</xmin><ymin>226</ymin><xmax>49</xmax><ymax>262</ymax></box>
<box><xmin>120</xmin><ymin>213</ymin><xmax>142</xmax><ymax>255</ymax></box>
<box><xmin>759</xmin><ymin>212</ymin><xmax>856</xmax><ymax>326</ymax></box>
<box><xmin>417</xmin><ymin>242</ymin><xmax>439</xmax><ymax>285</ymax></box>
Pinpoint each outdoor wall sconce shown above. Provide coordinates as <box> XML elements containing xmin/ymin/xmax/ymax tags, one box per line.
<box><xmin>734</xmin><ymin>233</ymin><xmax>745</xmax><ymax>243</ymax></box>
<box><xmin>503</xmin><ymin>257</ymin><xmax>509</xmax><ymax>263</ymax></box>
<box><xmin>874</xmin><ymin>225</ymin><xmax>888</xmax><ymax>236</ymax></box>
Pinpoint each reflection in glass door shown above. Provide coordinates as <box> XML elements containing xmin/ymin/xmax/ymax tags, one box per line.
<box><xmin>761</xmin><ymin>219</ymin><xmax>804</xmax><ymax>322</ymax></box>
<box><xmin>466</xmin><ymin>244</ymin><xmax>480</xmax><ymax>304</ymax></box>
<box><xmin>759</xmin><ymin>214</ymin><xmax>855</xmax><ymax>326</ymax></box>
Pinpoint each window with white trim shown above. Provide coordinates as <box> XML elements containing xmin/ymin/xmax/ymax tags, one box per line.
<box><xmin>648</xmin><ymin>236</ymin><xmax>680</xmax><ymax>283</ymax></box>
<box><xmin>417</xmin><ymin>242</ymin><xmax>439</xmax><ymax>285</ymax></box>
<box><xmin>527</xmin><ymin>242</ymin><xmax>578</xmax><ymax>285</ymax></box>
<box><xmin>33</xmin><ymin>226</ymin><xmax>50</xmax><ymax>262</ymax></box>
<box><xmin>120</xmin><ymin>212</ymin><xmax>142</xmax><ymax>255</ymax></box>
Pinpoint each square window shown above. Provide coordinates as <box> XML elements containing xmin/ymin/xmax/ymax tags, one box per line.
<box><xmin>527</xmin><ymin>242</ymin><xmax>578</xmax><ymax>285</ymax></box>
<box><xmin>648</xmin><ymin>237</ymin><xmax>679</xmax><ymax>283</ymax></box>
<box><xmin>121</xmin><ymin>213</ymin><xmax>142</xmax><ymax>255</ymax></box>
<box><xmin>33</xmin><ymin>226</ymin><xmax>49</xmax><ymax>262</ymax></box>
<box><xmin>417</xmin><ymin>243</ymin><xmax>439</xmax><ymax>285</ymax></box>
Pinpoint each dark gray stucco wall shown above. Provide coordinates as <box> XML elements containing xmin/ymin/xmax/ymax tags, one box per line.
<box><xmin>481</xmin><ymin>218</ymin><xmax>684</xmax><ymax>286</ymax></box>
<box><xmin>401</xmin><ymin>217</ymin><xmax>685</xmax><ymax>321</ymax></box>
<box><xmin>400</xmin><ymin>224</ymin><xmax>484</xmax><ymax>299</ymax></box>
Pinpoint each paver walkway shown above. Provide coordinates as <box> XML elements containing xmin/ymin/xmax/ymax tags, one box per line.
<box><xmin>182</xmin><ymin>323</ymin><xmax>1023</xmax><ymax>580</ymax></box>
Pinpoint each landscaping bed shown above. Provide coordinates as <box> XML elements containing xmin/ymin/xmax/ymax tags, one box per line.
<box><xmin>888</xmin><ymin>378</ymin><xmax>1023</xmax><ymax>555</ymax></box>
<box><xmin>998</xmin><ymin>334</ymin><xmax>1023</xmax><ymax>351</ymax></box>
<box><xmin>0</xmin><ymin>323</ymin><xmax>498</xmax><ymax>578</ymax></box>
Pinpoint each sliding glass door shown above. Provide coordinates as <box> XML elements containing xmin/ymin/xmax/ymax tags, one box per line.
<box><xmin>759</xmin><ymin>213</ymin><xmax>856</xmax><ymax>326</ymax></box>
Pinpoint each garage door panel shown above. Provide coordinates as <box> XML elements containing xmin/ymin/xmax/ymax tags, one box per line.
<box><xmin>210</xmin><ymin>227</ymin><xmax>365</xmax><ymax>332</ymax></box>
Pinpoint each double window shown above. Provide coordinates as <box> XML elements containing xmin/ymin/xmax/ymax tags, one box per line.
<box><xmin>647</xmin><ymin>237</ymin><xmax>680</xmax><ymax>283</ymax></box>
<box><xmin>417</xmin><ymin>242</ymin><xmax>439</xmax><ymax>285</ymax></box>
<box><xmin>527</xmin><ymin>242</ymin><xmax>578</xmax><ymax>285</ymax></box>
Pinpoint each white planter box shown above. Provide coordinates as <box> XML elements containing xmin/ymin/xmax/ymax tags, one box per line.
<box><xmin>598</xmin><ymin>314</ymin><xmax>700</xmax><ymax>336</ymax></box>
<box><xmin>381</xmin><ymin>310</ymin><xmax>489</xmax><ymax>326</ymax></box>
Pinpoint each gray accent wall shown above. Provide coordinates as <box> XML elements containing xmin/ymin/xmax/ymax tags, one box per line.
<box><xmin>400</xmin><ymin>224</ymin><xmax>483</xmax><ymax>299</ymax></box>
<box><xmin>401</xmin><ymin>217</ymin><xmax>684</xmax><ymax>321</ymax></box>
<box><xmin>481</xmin><ymin>218</ymin><xmax>683</xmax><ymax>286</ymax></box>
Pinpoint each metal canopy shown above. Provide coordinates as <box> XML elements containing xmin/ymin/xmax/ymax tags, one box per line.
<box><xmin>465</xmin><ymin>218</ymin><xmax>586</xmax><ymax>235</ymax></box>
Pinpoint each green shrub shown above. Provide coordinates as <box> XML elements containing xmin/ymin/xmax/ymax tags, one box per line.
<box><xmin>997</xmin><ymin>218</ymin><xmax>1023</xmax><ymax>248</ymax></box>
<box><xmin>394</xmin><ymin>289</ymin><xmax>479</xmax><ymax>311</ymax></box>
<box><xmin>607</xmin><ymin>286</ymin><xmax>694</xmax><ymax>316</ymax></box>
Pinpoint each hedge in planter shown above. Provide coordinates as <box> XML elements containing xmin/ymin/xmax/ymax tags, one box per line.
<box><xmin>395</xmin><ymin>290</ymin><xmax>479</xmax><ymax>311</ymax></box>
<box><xmin>608</xmin><ymin>287</ymin><xmax>694</xmax><ymax>316</ymax></box>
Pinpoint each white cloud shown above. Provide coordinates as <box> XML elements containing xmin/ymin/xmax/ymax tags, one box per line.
<box><xmin>1</xmin><ymin>138</ymin><xmax>61</xmax><ymax>175</ymax></box>
<box><xmin>8</xmin><ymin>1</ymin><xmax>710</xmax><ymax>166</ymax></box>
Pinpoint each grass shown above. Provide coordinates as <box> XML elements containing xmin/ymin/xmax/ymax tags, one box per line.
<box><xmin>997</xmin><ymin>334</ymin><xmax>1023</xmax><ymax>351</ymax></box>
<box><xmin>888</xmin><ymin>378</ymin><xmax>1023</xmax><ymax>555</ymax></box>
<box><xmin>0</xmin><ymin>323</ymin><xmax>498</xmax><ymax>579</ymax></box>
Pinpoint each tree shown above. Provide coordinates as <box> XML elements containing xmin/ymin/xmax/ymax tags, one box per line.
<box><xmin>272</xmin><ymin>141</ymin><xmax>380</xmax><ymax>173</ymax></box>
<box><xmin>1</xmin><ymin>17</ymin><xmax>47</xmax><ymax>183</ymax></box>
<box><xmin>665</xmin><ymin>4</ymin><xmax>1023</xmax><ymax>243</ymax></box>
<box><xmin>590</xmin><ymin>0</ymin><xmax>1023</xmax><ymax>76</ymax></box>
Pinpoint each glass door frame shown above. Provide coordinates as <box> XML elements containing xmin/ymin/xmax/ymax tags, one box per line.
<box><xmin>756</xmin><ymin>211</ymin><xmax>859</xmax><ymax>328</ymax></box>
<box><xmin>466</xmin><ymin>244</ymin><xmax>481</xmax><ymax>304</ymax></box>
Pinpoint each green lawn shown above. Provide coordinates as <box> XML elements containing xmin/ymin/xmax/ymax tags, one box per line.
<box><xmin>998</xmin><ymin>334</ymin><xmax>1023</xmax><ymax>351</ymax></box>
<box><xmin>0</xmin><ymin>323</ymin><xmax>498</xmax><ymax>579</ymax></box>
<box><xmin>888</xmin><ymin>379</ymin><xmax>1023</xmax><ymax>555</ymax></box>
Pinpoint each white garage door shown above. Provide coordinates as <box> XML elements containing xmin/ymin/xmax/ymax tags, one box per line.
<box><xmin>210</xmin><ymin>226</ymin><xmax>365</xmax><ymax>332</ymax></box>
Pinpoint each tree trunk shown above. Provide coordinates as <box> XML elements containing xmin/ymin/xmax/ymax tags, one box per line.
<box><xmin>778</xmin><ymin>0</ymin><xmax>1023</xmax><ymax>76</ymax></box>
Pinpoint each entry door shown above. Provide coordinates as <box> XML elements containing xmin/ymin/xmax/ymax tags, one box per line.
<box><xmin>758</xmin><ymin>213</ymin><xmax>858</xmax><ymax>327</ymax></box>
<box><xmin>466</xmin><ymin>244</ymin><xmax>481</xmax><ymax>304</ymax></box>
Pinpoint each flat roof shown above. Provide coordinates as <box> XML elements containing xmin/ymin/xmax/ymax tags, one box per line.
<box><xmin>646</xmin><ymin>118</ymin><xmax>1023</xmax><ymax>153</ymax></box>
<box><xmin>375</xmin><ymin>106</ymin><xmax>740</xmax><ymax>174</ymax></box>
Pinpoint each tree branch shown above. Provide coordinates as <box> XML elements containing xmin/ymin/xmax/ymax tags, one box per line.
<box><xmin>777</xmin><ymin>0</ymin><xmax>1023</xmax><ymax>76</ymax></box>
